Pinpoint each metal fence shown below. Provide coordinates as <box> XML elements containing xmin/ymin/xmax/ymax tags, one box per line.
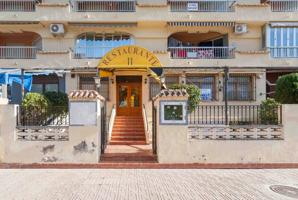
<box><xmin>169</xmin><ymin>0</ymin><xmax>236</xmax><ymax>12</ymax></box>
<box><xmin>0</xmin><ymin>46</ymin><xmax>38</xmax><ymax>59</ymax></box>
<box><xmin>268</xmin><ymin>0</ymin><xmax>298</xmax><ymax>12</ymax></box>
<box><xmin>71</xmin><ymin>0</ymin><xmax>136</xmax><ymax>12</ymax></box>
<box><xmin>0</xmin><ymin>0</ymin><xmax>38</xmax><ymax>12</ymax></box>
<box><xmin>17</xmin><ymin>106</ymin><xmax>69</xmax><ymax>127</ymax></box>
<box><xmin>168</xmin><ymin>47</ymin><xmax>235</xmax><ymax>59</ymax></box>
<box><xmin>188</xmin><ymin>105</ymin><xmax>282</xmax><ymax>125</ymax></box>
<box><xmin>270</xmin><ymin>47</ymin><xmax>298</xmax><ymax>58</ymax></box>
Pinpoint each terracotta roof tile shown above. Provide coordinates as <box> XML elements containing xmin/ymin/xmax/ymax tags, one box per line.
<box><xmin>68</xmin><ymin>90</ymin><xmax>105</xmax><ymax>101</ymax></box>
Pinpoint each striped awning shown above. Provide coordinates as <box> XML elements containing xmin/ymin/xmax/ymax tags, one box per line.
<box><xmin>270</xmin><ymin>22</ymin><xmax>298</xmax><ymax>27</ymax></box>
<box><xmin>68</xmin><ymin>22</ymin><xmax>137</xmax><ymax>28</ymax></box>
<box><xmin>0</xmin><ymin>21</ymin><xmax>39</xmax><ymax>25</ymax></box>
<box><xmin>168</xmin><ymin>21</ymin><xmax>235</xmax><ymax>27</ymax></box>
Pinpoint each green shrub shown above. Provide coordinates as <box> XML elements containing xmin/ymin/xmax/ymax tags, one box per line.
<box><xmin>275</xmin><ymin>73</ymin><xmax>298</xmax><ymax>104</ymax></box>
<box><xmin>21</xmin><ymin>93</ymin><xmax>50</xmax><ymax>126</ymax></box>
<box><xmin>169</xmin><ymin>84</ymin><xmax>201</xmax><ymax>112</ymax></box>
<box><xmin>44</xmin><ymin>91</ymin><xmax>69</xmax><ymax>114</ymax></box>
<box><xmin>22</xmin><ymin>92</ymin><xmax>50</xmax><ymax>109</ymax></box>
<box><xmin>260</xmin><ymin>98</ymin><xmax>281</xmax><ymax>125</ymax></box>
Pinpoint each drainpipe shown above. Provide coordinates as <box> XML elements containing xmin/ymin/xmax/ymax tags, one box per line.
<box><xmin>21</xmin><ymin>68</ymin><xmax>24</xmax><ymax>100</ymax></box>
<box><xmin>224</xmin><ymin>66</ymin><xmax>229</xmax><ymax>126</ymax></box>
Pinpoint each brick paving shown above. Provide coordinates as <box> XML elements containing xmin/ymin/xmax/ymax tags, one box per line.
<box><xmin>1</xmin><ymin>169</ymin><xmax>298</xmax><ymax>200</ymax></box>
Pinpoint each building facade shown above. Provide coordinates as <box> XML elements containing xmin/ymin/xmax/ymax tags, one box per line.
<box><xmin>0</xmin><ymin>0</ymin><xmax>298</xmax><ymax>128</ymax></box>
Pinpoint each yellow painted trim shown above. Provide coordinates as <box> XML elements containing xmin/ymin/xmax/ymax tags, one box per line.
<box><xmin>98</xmin><ymin>45</ymin><xmax>162</xmax><ymax>69</ymax></box>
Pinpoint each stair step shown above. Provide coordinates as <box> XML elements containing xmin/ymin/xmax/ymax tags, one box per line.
<box><xmin>101</xmin><ymin>154</ymin><xmax>157</xmax><ymax>163</ymax></box>
<box><xmin>112</xmin><ymin>131</ymin><xmax>145</xmax><ymax>134</ymax></box>
<box><xmin>112</xmin><ymin>133</ymin><xmax>145</xmax><ymax>136</ymax></box>
<box><xmin>109</xmin><ymin>141</ymin><xmax>147</xmax><ymax>145</ymax></box>
<box><xmin>111</xmin><ymin>138</ymin><xmax>145</xmax><ymax>141</ymax></box>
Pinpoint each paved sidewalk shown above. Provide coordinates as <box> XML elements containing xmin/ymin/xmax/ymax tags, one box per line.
<box><xmin>0</xmin><ymin>169</ymin><xmax>298</xmax><ymax>200</ymax></box>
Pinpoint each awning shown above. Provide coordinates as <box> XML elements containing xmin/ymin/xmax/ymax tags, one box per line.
<box><xmin>270</xmin><ymin>22</ymin><xmax>298</xmax><ymax>27</ymax></box>
<box><xmin>0</xmin><ymin>73</ymin><xmax>32</xmax><ymax>91</ymax></box>
<box><xmin>98</xmin><ymin>45</ymin><xmax>164</xmax><ymax>85</ymax></box>
<box><xmin>167</xmin><ymin>21</ymin><xmax>235</xmax><ymax>27</ymax></box>
<box><xmin>69</xmin><ymin>22</ymin><xmax>137</xmax><ymax>28</ymax></box>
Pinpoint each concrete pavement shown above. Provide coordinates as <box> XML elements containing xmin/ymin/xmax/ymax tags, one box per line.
<box><xmin>0</xmin><ymin>169</ymin><xmax>298</xmax><ymax>200</ymax></box>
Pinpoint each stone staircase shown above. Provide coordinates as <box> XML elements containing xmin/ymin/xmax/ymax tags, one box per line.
<box><xmin>109</xmin><ymin>116</ymin><xmax>146</xmax><ymax>145</ymax></box>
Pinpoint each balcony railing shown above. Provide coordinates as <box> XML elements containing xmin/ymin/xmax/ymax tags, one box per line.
<box><xmin>169</xmin><ymin>47</ymin><xmax>235</xmax><ymax>59</ymax></box>
<box><xmin>270</xmin><ymin>47</ymin><xmax>298</xmax><ymax>58</ymax></box>
<box><xmin>71</xmin><ymin>0</ymin><xmax>136</xmax><ymax>12</ymax></box>
<box><xmin>73</xmin><ymin>46</ymin><xmax>115</xmax><ymax>59</ymax></box>
<box><xmin>0</xmin><ymin>46</ymin><xmax>38</xmax><ymax>59</ymax></box>
<box><xmin>169</xmin><ymin>0</ymin><xmax>236</xmax><ymax>12</ymax></box>
<box><xmin>0</xmin><ymin>0</ymin><xmax>38</xmax><ymax>12</ymax></box>
<box><xmin>267</xmin><ymin>0</ymin><xmax>298</xmax><ymax>12</ymax></box>
<box><xmin>188</xmin><ymin>105</ymin><xmax>282</xmax><ymax>125</ymax></box>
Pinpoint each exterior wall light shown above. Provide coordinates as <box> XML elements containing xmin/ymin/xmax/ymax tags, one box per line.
<box><xmin>111</xmin><ymin>78</ymin><xmax>114</xmax><ymax>84</ymax></box>
<box><xmin>144</xmin><ymin>78</ymin><xmax>147</xmax><ymax>84</ymax></box>
<box><xmin>94</xmin><ymin>77</ymin><xmax>101</xmax><ymax>89</ymax></box>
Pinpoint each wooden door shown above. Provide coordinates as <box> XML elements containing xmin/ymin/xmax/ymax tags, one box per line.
<box><xmin>117</xmin><ymin>83</ymin><xmax>142</xmax><ymax>116</ymax></box>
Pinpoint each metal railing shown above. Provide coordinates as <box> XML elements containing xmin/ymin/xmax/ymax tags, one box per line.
<box><xmin>0</xmin><ymin>46</ymin><xmax>38</xmax><ymax>59</ymax></box>
<box><xmin>0</xmin><ymin>0</ymin><xmax>38</xmax><ymax>12</ymax></box>
<box><xmin>188</xmin><ymin>105</ymin><xmax>282</xmax><ymax>125</ymax></box>
<box><xmin>17</xmin><ymin>106</ymin><xmax>69</xmax><ymax>127</ymax></box>
<box><xmin>168</xmin><ymin>47</ymin><xmax>235</xmax><ymax>59</ymax></box>
<box><xmin>270</xmin><ymin>47</ymin><xmax>298</xmax><ymax>58</ymax></box>
<box><xmin>169</xmin><ymin>0</ymin><xmax>236</xmax><ymax>12</ymax></box>
<box><xmin>71</xmin><ymin>0</ymin><xmax>136</xmax><ymax>12</ymax></box>
<box><xmin>268</xmin><ymin>0</ymin><xmax>298</xmax><ymax>12</ymax></box>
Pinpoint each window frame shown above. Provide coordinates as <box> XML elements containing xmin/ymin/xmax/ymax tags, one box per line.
<box><xmin>186</xmin><ymin>75</ymin><xmax>217</xmax><ymax>101</ymax></box>
<box><xmin>225</xmin><ymin>74</ymin><xmax>255</xmax><ymax>101</ymax></box>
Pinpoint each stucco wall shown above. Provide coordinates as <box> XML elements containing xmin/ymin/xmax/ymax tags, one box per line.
<box><xmin>156</xmin><ymin>101</ymin><xmax>298</xmax><ymax>164</ymax></box>
<box><xmin>0</xmin><ymin>102</ymin><xmax>102</xmax><ymax>164</ymax></box>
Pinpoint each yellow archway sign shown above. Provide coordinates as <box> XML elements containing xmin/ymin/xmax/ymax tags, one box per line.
<box><xmin>97</xmin><ymin>45</ymin><xmax>163</xmax><ymax>79</ymax></box>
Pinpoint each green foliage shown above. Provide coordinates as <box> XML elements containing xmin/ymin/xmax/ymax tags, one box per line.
<box><xmin>260</xmin><ymin>98</ymin><xmax>281</xmax><ymax>125</ymax></box>
<box><xmin>44</xmin><ymin>91</ymin><xmax>68</xmax><ymax>113</ymax></box>
<box><xmin>21</xmin><ymin>93</ymin><xmax>50</xmax><ymax>126</ymax></box>
<box><xmin>169</xmin><ymin>84</ymin><xmax>201</xmax><ymax>111</ymax></box>
<box><xmin>275</xmin><ymin>73</ymin><xmax>298</xmax><ymax>104</ymax></box>
<box><xmin>22</xmin><ymin>92</ymin><xmax>50</xmax><ymax>109</ymax></box>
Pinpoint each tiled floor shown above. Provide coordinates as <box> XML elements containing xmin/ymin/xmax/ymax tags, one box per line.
<box><xmin>0</xmin><ymin>169</ymin><xmax>298</xmax><ymax>200</ymax></box>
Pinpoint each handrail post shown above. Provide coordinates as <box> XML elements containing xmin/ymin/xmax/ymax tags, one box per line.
<box><xmin>224</xmin><ymin>66</ymin><xmax>229</xmax><ymax>125</ymax></box>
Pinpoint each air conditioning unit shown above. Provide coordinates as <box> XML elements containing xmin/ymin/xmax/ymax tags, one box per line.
<box><xmin>234</xmin><ymin>24</ymin><xmax>248</xmax><ymax>34</ymax></box>
<box><xmin>50</xmin><ymin>24</ymin><xmax>65</xmax><ymax>35</ymax></box>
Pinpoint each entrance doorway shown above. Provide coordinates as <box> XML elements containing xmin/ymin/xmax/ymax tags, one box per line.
<box><xmin>116</xmin><ymin>76</ymin><xmax>142</xmax><ymax>116</ymax></box>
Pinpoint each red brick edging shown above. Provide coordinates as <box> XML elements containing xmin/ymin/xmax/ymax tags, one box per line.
<box><xmin>1</xmin><ymin>163</ymin><xmax>298</xmax><ymax>169</ymax></box>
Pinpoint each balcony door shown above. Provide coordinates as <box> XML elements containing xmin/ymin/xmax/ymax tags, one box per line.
<box><xmin>116</xmin><ymin>76</ymin><xmax>142</xmax><ymax>116</ymax></box>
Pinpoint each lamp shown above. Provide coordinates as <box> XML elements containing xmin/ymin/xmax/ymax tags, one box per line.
<box><xmin>144</xmin><ymin>78</ymin><xmax>147</xmax><ymax>84</ymax></box>
<box><xmin>111</xmin><ymin>78</ymin><xmax>114</xmax><ymax>84</ymax></box>
<box><xmin>94</xmin><ymin>77</ymin><xmax>101</xmax><ymax>89</ymax></box>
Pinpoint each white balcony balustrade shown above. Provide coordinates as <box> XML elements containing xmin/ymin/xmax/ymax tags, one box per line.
<box><xmin>0</xmin><ymin>46</ymin><xmax>38</xmax><ymax>59</ymax></box>
<box><xmin>169</xmin><ymin>0</ymin><xmax>236</xmax><ymax>12</ymax></box>
<box><xmin>0</xmin><ymin>0</ymin><xmax>39</xmax><ymax>12</ymax></box>
<box><xmin>71</xmin><ymin>0</ymin><xmax>136</xmax><ymax>12</ymax></box>
<box><xmin>267</xmin><ymin>0</ymin><xmax>298</xmax><ymax>12</ymax></box>
<box><xmin>270</xmin><ymin>47</ymin><xmax>298</xmax><ymax>58</ymax></box>
<box><xmin>168</xmin><ymin>47</ymin><xmax>236</xmax><ymax>59</ymax></box>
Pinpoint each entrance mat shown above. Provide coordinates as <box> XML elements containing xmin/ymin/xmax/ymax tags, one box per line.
<box><xmin>1</xmin><ymin>163</ymin><xmax>298</xmax><ymax>169</ymax></box>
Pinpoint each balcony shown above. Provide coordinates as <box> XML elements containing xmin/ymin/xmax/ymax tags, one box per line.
<box><xmin>265</xmin><ymin>0</ymin><xmax>298</xmax><ymax>12</ymax></box>
<box><xmin>168</xmin><ymin>32</ymin><xmax>235</xmax><ymax>59</ymax></box>
<box><xmin>169</xmin><ymin>47</ymin><xmax>235</xmax><ymax>59</ymax></box>
<box><xmin>0</xmin><ymin>32</ymin><xmax>41</xmax><ymax>59</ymax></box>
<box><xmin>0</xmin><ymin>0</ymin><xmax>41</xmax><ymax>12</ymax></box>
<box><xmin>270</xmin><ymin>47</ymin><xmax>298</xmax><ymax>58</ymax></box>
<box><xmin>169</xmin><ymin>0</ymin><xmax>236</xmax><ymax>12</ymax></box>
<box><xmin>71</xmin><ymin>0</ymin><xmax>136</xmax><ymax>12</ymax></box>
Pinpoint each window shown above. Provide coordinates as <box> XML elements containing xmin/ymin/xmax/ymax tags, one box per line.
<box><xmin>165</xmin><ymin>75</ymin><xmax>179</xmax><ymax>87</ymax></box>
<box><xmin>79</xmin><ymin>75</ymin><xmax>109</xmax><ymax>100</ymax></box>
<box><xmin>74</xmin><ymin>33</ymin><xmax>133</xmax><ymax>59</ymax></box>
<box><xmin>31</xmin><ymin>84</ymin><xmax>43</xmax><ymax>93</ymax></box>
<box><xmin>227</xmin><ymin>75</ymin><xmax>254</xmax><ymax>101</ymax></box>
<box><xmin>269</xmin><ymin>27</ymin><xmax>298</xmax><ymax>58</ymax></box>
<box><xmin>186</xmin><ymin>75</ymin><xmax>216</xmax><ymax>101</ymax></box>
<box><xmin>45</xmin><ymin>84</ymin><xmax>58</xmax><ymax>92</ymax></box>
<box><xmin>149</xmin><ymin>78</ymin><xmax>161</xmax><ymax>99</ymax></box>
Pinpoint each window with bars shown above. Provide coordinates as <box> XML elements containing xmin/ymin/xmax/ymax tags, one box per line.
<box><xmin>79</xmin><ymin>75</ymin><xmax>109</xmax><ymax>100</ymax></box>
<box><xmin>186</xmin><ymin>75</ymin><xmax>216</xmax><ymax>101</ymax></box>
<box><xmin>165</xmin><ymin>75</ymin><xmax>179</xmax><ymax>87</ymax></box>
<box><xmin>149</xmin><ymin>78</ymin><xmax>161</xmax><ymax>99</ymax></box>
<box><xmin>226</xmin><ymin>75</ymin><xmax>254</xmax><ymax>101</ymax></box>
